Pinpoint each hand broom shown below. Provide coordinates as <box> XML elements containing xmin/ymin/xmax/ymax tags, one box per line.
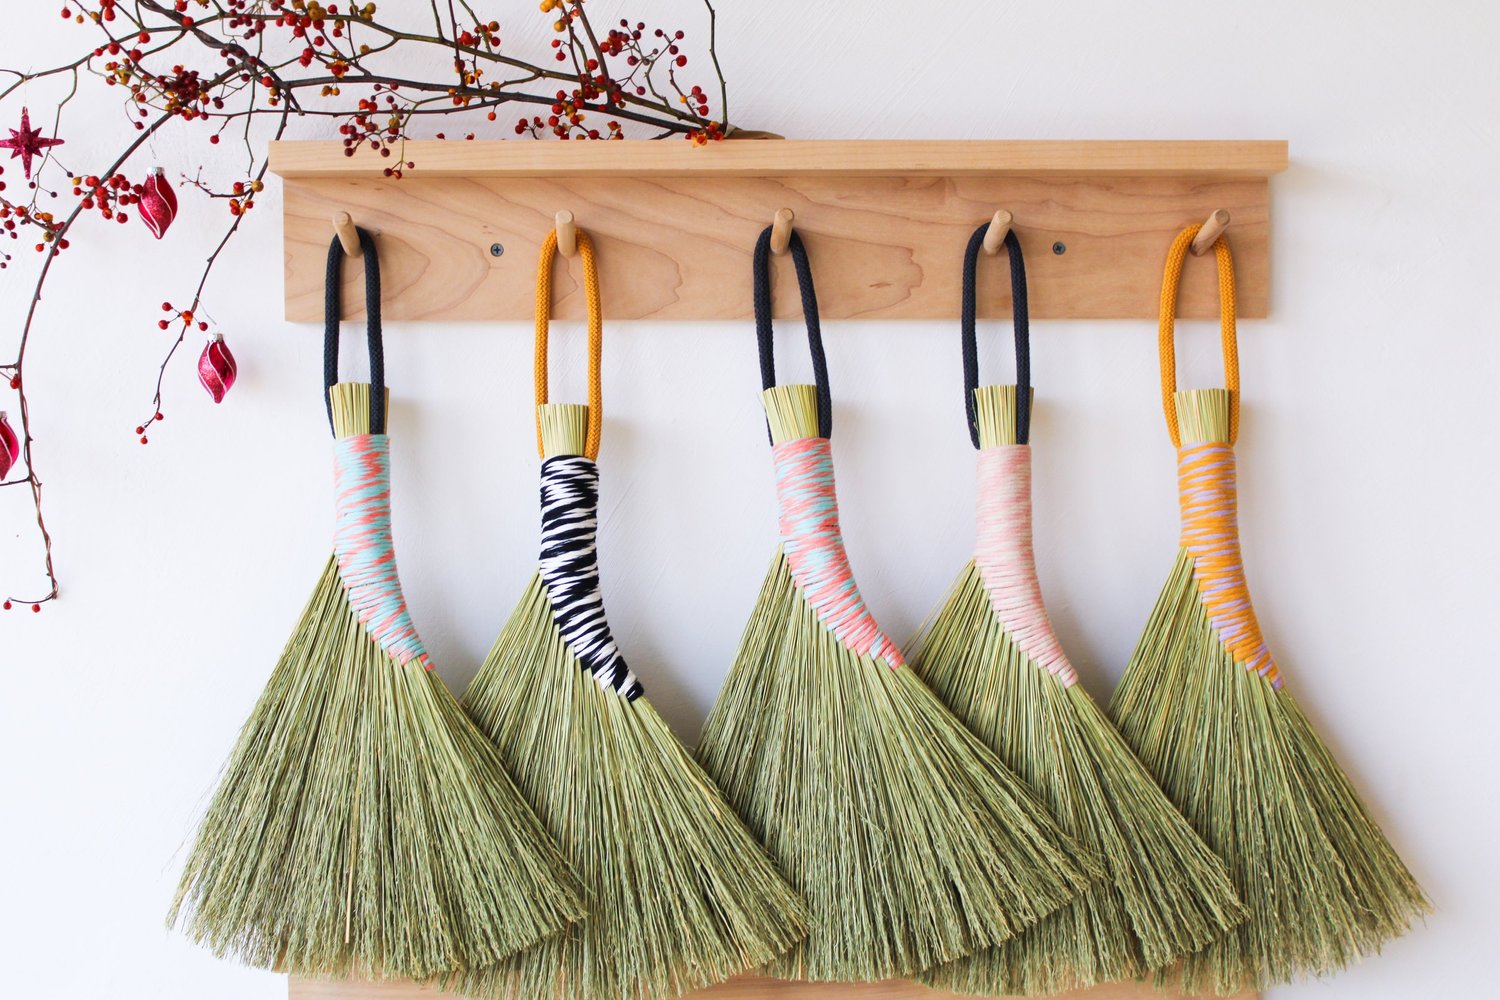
<box><xmin>910</xmin><ymin>223</ymin><xmax>1246</xmax><ymax>998</ymax></box>
<box><xmin>451</xmin><ymin>227</ymin><xmax>806</xmax><ymax>1000</ymax></box>
<box><xmin>169</xmin><ymin>228</ymin><xmax>585</xmax><ymax>980</ymax></box>
<box><xmin>1107</xmin><ymin>225</ymin><xmax>1430</xmax><ymax>993</ymax></box>
<box><xmin>696</xmin><ymin>225</ymin><xmax>1104</xmax><ymax>984</ymax></box>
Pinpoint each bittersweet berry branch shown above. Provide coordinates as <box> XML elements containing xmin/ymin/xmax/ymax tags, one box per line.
<box><xmin>1</xmin><ymin>0</ymin><xmax>741</xmax><ymax>609</ymax></box>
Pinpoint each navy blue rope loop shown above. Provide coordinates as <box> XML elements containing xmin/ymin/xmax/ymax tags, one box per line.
<box><xmin>961</xmin><ymin>223</ymin><xmax>1030</xmax><ymax>447</ymax></box>
<box><xmin>323</xmin><ymin>227</ymin><xmax>385</xmax><ymax>435</ymax></box>
<box><xmin>752</xmin><ymin>225</ymin><xmax>833</xmax><ymax>439</ymax></box>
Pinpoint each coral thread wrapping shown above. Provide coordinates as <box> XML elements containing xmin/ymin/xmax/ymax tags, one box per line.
<box><xmin>772</xmin><ymin>436</ymin><xmax>903</xmax><ymax>666</ymax></box>
<box><xmin>974</xmin><ymin>445</ymin><xmax>1077</xmax><ymax>685</ymax></box>
<box><xmin>332</xmin><ymin>434</ymin><xmax>432</xmax><ymax>669</ymax></box>
<box><xmin>1177</xmin><ymin>441</ymin><xmax>1279</xmax><ymax>687</ymax></box>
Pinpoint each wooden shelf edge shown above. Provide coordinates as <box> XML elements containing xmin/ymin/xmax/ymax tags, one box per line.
<box><xmin>268</xmin><ymin>139</ymin><xmax>1289</xmax><ymax>179</ymax></box>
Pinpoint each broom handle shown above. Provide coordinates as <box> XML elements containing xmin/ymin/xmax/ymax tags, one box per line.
<box><xmin>323</xmin><ymin>227</ymin><xmax>386</xmax><ymax>435</ymax></box>
<box><xmin>752</xmin><ymin>225</ymin><xmax>832</xmax><ymax>440</ymax></box>
<box><xmin>534</xmin><ymin>227</ymin><xmax>603</xmax><ymax>461</ymax></box>
<box><xmin>960</xmin><ymin>222</ymin><xmax>1030</xmax><ymax>448</ymax></box>
<box><xmin>1159</xmin><ymin>224</ymin><xmax>1240</xmax><ymax>447</ymax></box>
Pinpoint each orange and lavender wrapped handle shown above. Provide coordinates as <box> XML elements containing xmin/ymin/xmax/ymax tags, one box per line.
<box><xmin>1159</xmin><ymin>224</ymin><xmax>1279</xmax><ymax>687</ymax></box>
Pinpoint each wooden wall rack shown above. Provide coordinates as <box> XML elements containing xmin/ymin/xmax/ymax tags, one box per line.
<box><xmin>289</xmin><ymin>974</ymin><xmax>1256</xmax><ymax>1000</ymax></box>
<box><xmin>270</xmin><ymin>139</ymin><xmax>1287</xmax><ymax>323</ymax></box>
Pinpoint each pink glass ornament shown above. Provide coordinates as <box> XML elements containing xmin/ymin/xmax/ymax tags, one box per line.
<box><xmin>139</xmin><ymin>168</ymin><xmax>178</xmax><ymax>239</ymax></box>
<box><xmin>0</xmin><ymin>411</ymin><xmax>19</xmax><ymax>479</ymax></box>
<box><xmin>198</xmin><ymin>334</ymin><xmax>237</xmax><ymax>403</ymax></box>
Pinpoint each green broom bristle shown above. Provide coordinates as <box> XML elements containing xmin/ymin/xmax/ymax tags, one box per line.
<box><xmin>912</xmin><ymin>563</ymin><xmax>1249</xmax><ymax>996</ymax></box>
<box><xmin>1108</xmin><ymin>388</ymin><xmax>1430</xmax><ymax>994</ymax></box>
<box><xmin>169</xmin><ymin>383</ymin><xmax>586</xmax><ymax>980</ymax></box>
<box><xmin>911</xmin><ymin>385</ymin><xmax>1246</xmax><ymax>997</ymax></box>
<box><xmin>451</xmin><ymin>403</ymin><xmax>806</xmax><ymax>1000</ymax></box>
<box><xmin>696</xmin><ymin>384</ymin><xmax>1104</xmax><ymax>983</ymax></box>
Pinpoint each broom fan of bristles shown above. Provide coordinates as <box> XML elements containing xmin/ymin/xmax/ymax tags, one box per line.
<box><xmin>1109</xmin><ymin>388</ymin><xmax>1429</xmax><ymax>994</ymax></box>
<box><xmin>910</xmin><ymin>384</ymin><xmax>1247</xmax><ymax>997</ymax></box>
<box><xmin>696</xmin><ymin>383</ymin><xmax>1105</xmax><ymax>984</ymax></box>
<box><xmin>169</xmin><ymin>383</ymin><xmax>586</xmax><ymax>980</ymax></box>
<box><xmin>451</xmin><ymin>402</ymin><xmax>806</xmax><ymax>1000</ymax></box>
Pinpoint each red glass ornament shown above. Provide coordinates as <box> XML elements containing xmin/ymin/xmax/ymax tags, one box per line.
<box><xmin>139</xmin><ymin>168</ymin><xmax>178</xmax><ymax>239</ymax></box>
<box><xmin>0</xmin><ymin>411</ymin><xmax>18</xmax><ymax>479</ymax></box>
<box><xmin>197</xmin><ymin>334</ymin><xmax>237</xmax><ymax>404</ymax></box>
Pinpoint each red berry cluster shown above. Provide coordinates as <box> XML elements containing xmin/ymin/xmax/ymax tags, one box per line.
<box><xmin>227</xmin><ymin>177</ymin><xmax>264</xmax><ymax>216</ymax></box>
<box><xmin>70</xmin><ymin>173</ymin><xmax>138</xmax><ymax>226</ymax></box>
<box><xmin>0</xmin><ymin>195</ymin><xmax>68</xmax><ymax>268</ymax></box>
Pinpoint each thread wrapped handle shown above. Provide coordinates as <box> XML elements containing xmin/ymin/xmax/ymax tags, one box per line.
<box><xmin>961</xmin><ymin>223</ymin><xmax>1030</xmax><ymax>447</ymax></box>
<box><xmin>535</xmin><ymin>228</ymin><xmax>603</xmax><ymax>460</ymax></box>
<box><xmin>323</xmin><ymin>227</ymin><xmax>385</xmax><ymax>435</ymax></box>
<box><xmin>753</xmin><ymin>225</ymin><xmax>832</xmax><ymax>439</ymax></box>
<box><xmin>1160</xmin><ymin>224</ymin><xmax>1239</xmax><ymax>447</ymax></box>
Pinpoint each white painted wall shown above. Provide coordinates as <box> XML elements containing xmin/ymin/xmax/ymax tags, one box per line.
<box><xmin>2</xmin><ymin>2</ymin><xmax>1495</xmax><ymax>998</ymax></box>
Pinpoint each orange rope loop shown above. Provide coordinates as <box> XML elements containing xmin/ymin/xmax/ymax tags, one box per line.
<box><xmin>1159</xmin><ymin>225</ymin><xmax>1240</xmax><ymax>447</ymax></box>
<box><xmin>534</xmin><ymin>228</ymin><xmax>603</xmax><ymax>460</ymax></box>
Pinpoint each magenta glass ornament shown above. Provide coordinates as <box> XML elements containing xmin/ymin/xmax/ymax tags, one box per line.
<box><xmin>140</xmin><ymin>168</ymin><xmax>178</xmax><ymax>239</ymax></box>
<box><xmin>198</xmin><ymin>335</ymin><xmax>237</xmax><ymax>404</ymax></box>
<box><xmin>0</xmin><ymin>411</ymin><xmax>18</xmax><ymax>479</ymax></box>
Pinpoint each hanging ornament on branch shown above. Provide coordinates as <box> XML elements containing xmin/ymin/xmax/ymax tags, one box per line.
<box><xmin>139</xmin><ymin>168</ymin><xmax>178</xmax><ymax>239</ymax></box>
<box><xmin>0</xmin><ymin>108</ymin><xmax>64</xmax><ymax>181</ymax></box>
<box><xmin>0</xmin><ymin>411</ymin><xmax>18</xmax><ymax>479</ymax></box>
<box><xmin>197</xmin><ymin>334</ymin><xmax>236</xmax><ymax>404</ymax></box>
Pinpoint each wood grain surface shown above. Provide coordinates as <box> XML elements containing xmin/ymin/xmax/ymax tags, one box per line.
<box><xmin>289</xmin><ymin>974</ymin><xmax>1257</xmax><ymax>1000</ymax></box>
<box><xmin>269</xmin><ymin>139</ymin><xmax>1287</xmax><ymax>178</ymax></box>
<box><xmin>277</xmin><ymin>140</ymin><xmax>1282</xmax><ymax>322</ymax></box>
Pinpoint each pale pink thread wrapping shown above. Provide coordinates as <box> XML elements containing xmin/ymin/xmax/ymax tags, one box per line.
<box><xmin>772</xmin><ymin>436</ymin><xmax>904</xmax><ymax>667</ymax></box>
<box><xmin>974</xmin><ymin>445</ymin><xmax>1078</xmax><ymax>686</ymax></box>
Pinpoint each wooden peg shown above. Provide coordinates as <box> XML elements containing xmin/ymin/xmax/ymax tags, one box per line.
<box><xmin>981</xmin><ymin>209</ymin><xmax>1014</xmax><ymax>256</ymax></box>
<box><xmin>332</xmin><ymin>211</ymin><xmax>362</xmax><ymax>258</ymax></box>
<box><xmin>769</xmin><ymin>208</ymin><xmax>795</xmax><ymax>256</ymax></box>
<box><xmin>1190</xmin><ymin>209</ymin><xmax>1231</xmax><ymax>256</ymax></box>
<box><xmin>555</xmin><ymin>210</ymin><xmax>578</xmax><ymax>258</ymax></box>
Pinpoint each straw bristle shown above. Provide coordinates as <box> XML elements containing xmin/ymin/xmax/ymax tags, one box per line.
<box><xmin>169</xmin><ymin>383</ymin><xmax>585</xmax><ymax>979</ymax></box>
<box><xmin>455</xmin><ymin>570</ymin><xmax>807</xmax><ymax>1000</ymax></box>
<box><xmin>1108</xmin><ymin>389</ymin><xmax>1430</xmax><ymax>993</ymax></box>
<box><xmin>698</xmin><ymin>548</ymin><xmax>1104</xmax><ymax>982</ymax></box>
<box><xmin>911</xmin><ymin>561</ymin><xmax>1247</xmax><ymax>996</ymax></box>
<box><xmin>539</xmin><ymin>402</ymin><xmax>590</xmax><ymax>457</ymax></box>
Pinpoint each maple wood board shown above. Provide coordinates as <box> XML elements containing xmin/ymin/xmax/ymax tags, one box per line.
<box><xmin>288</xmin><ymin>975</ymin><xmax>1258</xmax><ymax>1000</ymax></box>
<box><xmin>272</xmin><ymin>139</ymin><xmax>1285</xmax><ymax>323</ymax></box>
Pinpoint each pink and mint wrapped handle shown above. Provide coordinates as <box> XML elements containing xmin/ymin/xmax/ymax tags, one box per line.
<box><xmin>754</xmin><ymin>224</ymin><xmax>903</xmax><ymax>666</ymax></box>
<box><xmin>324</xmin><ymin>230</ymin><xmax>430</xmax><ymax>669</ymax></box>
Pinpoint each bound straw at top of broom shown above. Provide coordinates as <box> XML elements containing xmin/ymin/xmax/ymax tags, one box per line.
<box><xmin>695</xmin><ymin>224</ymin><xmax>1105</xmax><ymax>984</ymax></box>
<box><xmin>451</xmin><ymin>225</ymin><xmax>805</xmax><ymax>1000</ymax></box>
<box><xmin>169</xmin><ymin>227</ymin><xmax>585</xmax><ymax>980</ymax></box>
<box><xmin>1107</xmin><ymin>225</ymin><xmax>1430</xmax><ymax>994</ymax></box>
<box><xmin>910</xmin><ymin>221</ymin><xmax>1246</xmax><ymax>998</ymax></box>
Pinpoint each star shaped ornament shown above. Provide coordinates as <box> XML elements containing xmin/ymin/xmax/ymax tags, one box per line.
<box><xmin>0</xmin><ymin>107</ymin><xmax>65</xmax><ymax>180</ymax></box>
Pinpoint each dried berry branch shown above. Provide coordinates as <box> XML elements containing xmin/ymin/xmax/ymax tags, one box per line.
<box><xmin>0</xmin><ymin>0</ymin><xmax>739</xmax><ymax>609</ymax></box>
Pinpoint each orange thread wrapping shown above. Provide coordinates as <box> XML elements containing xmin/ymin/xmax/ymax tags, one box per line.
<box><xmin>534</xmin><ymin>228</ymin><xmax>603</xmax><ymax>460</ymax></box>
<box><xmin>1177</xmin><ymin>441</ymin><xmax>1280</xmax><ymax>687</ymax></box>
<box><xmin>1159</xmin><ymin>225</ymin><xmax>1240</xmax><ymax>447</ymax></box>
